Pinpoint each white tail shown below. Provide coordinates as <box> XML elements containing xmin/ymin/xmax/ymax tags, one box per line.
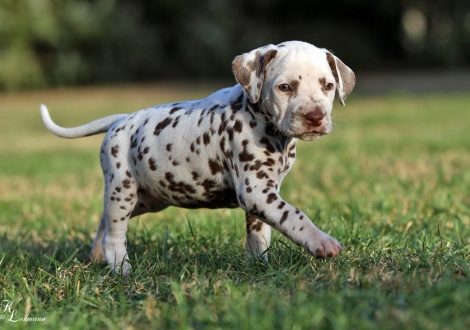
<box><xmin>40</xmin><ymin>104</ymin><xmax>128</xmax><ymax>139</ymax></box>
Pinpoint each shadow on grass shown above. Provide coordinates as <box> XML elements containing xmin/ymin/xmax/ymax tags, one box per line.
<box><xmin>0</xmin><ymin>227</ymin><xmax>323</xmax><ymax>281</ymax></box>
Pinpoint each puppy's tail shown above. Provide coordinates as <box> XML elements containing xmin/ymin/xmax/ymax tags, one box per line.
<box><xmin>40</xmin><ymin>104</ymin><xmax>128</xmax><ymax>139</ymax></box>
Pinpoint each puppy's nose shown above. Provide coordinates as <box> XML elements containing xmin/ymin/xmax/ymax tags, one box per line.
<box><xmin>305</xmin><ymin>108</ymin><xmax>324</xmax><ymax>127</ymax></box>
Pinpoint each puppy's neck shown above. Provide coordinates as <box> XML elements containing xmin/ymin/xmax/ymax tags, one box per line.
<box><xmin>246</xmin><ymin>98</ymin><xmax>290</xmax><ymax>142</ymax></box>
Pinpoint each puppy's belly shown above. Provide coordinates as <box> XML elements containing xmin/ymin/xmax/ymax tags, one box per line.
<box><xmin>136</xmin><ymin>183</ymin><xmax>239</xmax><ymax>210</ymax></box>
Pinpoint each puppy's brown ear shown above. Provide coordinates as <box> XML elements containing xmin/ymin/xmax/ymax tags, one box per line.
<box><xmin>232</xmin><ymin>46</ymin><xmax>278</xmax><ymax>103</ymax></box>
<box><xmin>325</xmin><ymin>52</ymin><xmax>355</xmax><ymax>106</ymax></box>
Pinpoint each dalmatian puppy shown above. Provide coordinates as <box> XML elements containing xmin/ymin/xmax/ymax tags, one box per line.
<box><xmin>40</xmin><ymin>41</ymin><xmax>355</xmax><ymax>274</ymax></box>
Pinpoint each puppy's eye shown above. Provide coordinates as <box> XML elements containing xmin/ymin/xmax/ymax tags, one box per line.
<box><xmin>325</xmin><ymin>83</ymin><xmax>334</xmax><ymax>91</ymax></box>
<box><xmin>278</xmin><ymin>83</ymin><xmax>291</xmax><ymax>92</ymax></box>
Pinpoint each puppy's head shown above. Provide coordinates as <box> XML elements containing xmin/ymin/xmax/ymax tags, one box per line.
<box><xmin>232</xmin><ymin>41</ymin><xmax>355</xmax><ymax>141</ymax></box>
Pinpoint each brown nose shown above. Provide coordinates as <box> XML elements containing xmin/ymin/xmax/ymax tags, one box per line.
<box><xmin>305</xmin><ymin>109</ymin><xmax>324</xmax><ymax>127</ymax></box>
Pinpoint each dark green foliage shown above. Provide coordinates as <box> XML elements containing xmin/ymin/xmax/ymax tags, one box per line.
<box><xmin>1</xmin><ymin>0</ymin><xmax>469</xmax><ymax>90</ymax></box>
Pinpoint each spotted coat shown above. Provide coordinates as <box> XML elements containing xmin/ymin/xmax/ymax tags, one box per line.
<box><xmin>40</xmin><ymin>41</ymin><xmax>355</xmax><ymax>274</ymax></box>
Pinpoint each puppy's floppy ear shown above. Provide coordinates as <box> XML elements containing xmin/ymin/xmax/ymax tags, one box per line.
<box><xmin>232</xmin><ymin>45</ymin><xmax>278</xmax><ymax>104</ymax></box>
<box><xmin>325</xmin><ymin>51</ymin><xmax>355</xmax><ymax>106</ymax></box>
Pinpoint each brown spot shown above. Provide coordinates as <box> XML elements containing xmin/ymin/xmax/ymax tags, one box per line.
<box><xmin>278</xmin><ymin>201</ymin><xmax>285</xmax><ymax>209</ymax></box>
<box><xmin>166</xmin><ymin>144</ymin><xmax>172</xmax><ymax>152</ymax></box>
<box><xmin>111</xmin><ymin>145</ymin><xmax>119</xmax><ymax>158</ymax></box>
<box><xmin>165</xmin><ymin>172</ymin><xmax>196</xmax><ymax>194</ymax></box>
<box><xmin>249</xmin><ymin>204</ymin><xmax>266</xmax><ymax>219</ymax></box>
<box><xmin>149</xmin><ymin>157</ymin><xmax>157</xmax><ymax>171</ymax></box>
<box><xmin>319</xmin><ymin>77</ymin><xmax>329</xmax><ymax>95</ymax></box>
<box><xmin>266</xmin><ymin>193</ymin><xmax>278</xmax><ymax>204</ymax></box>
<box><xmin>256</xmin><ymin>170</ymin><xmax>269</xmax><ymax>179</ymax></box>
<box><xmin>219</xmin><ymin>136</ymin><xmax>226</xmax><ymax>151</ymax></box>
<box><xmin>290</xmin><ymin>79</ymin><xmax>300</xmax><ymax>97</ymax></box>
<box><xmin>172</xmin><ymin>116</ymin><xmax>180</xmax><ymax>128</ymax></box>
<box><xmin>116</xmin><ymin>162</ymin><xmax>121</xmax><ymax>169</ymax></box>
<box><xmin>169</xmin><ymin>106</ymin><xmax>182</xmax><ymax>114</ymax></box>
<box><xmin>280</xmin><ymin>210</ymin><xmax>289</xmax><ymax>225</ymax></box>
<box><xmin>239</xmin><ymin>140</ymin><xmax>255</xmax><ymax>162</ymax></box>
<box><xmin>208</xmin><ymin>159</ymin><xmax>223</xmax><ymax>175</ymax></box>
<box><xmin>252</xmin><ymin>220</ymin><xmax>263</xmax><ymax>232</ymax></box>
<box><xmin>122</xmin><ymin>179</ymin><xmax>131</xmax><ymax>189</ymax></box>
<box><xmin>218</xmin><ymin>113</ymin><xmax>228</xmax><ymax>135</ymax></box>
<box><xmin>154</xmin><ymin>117</ymin><xmax>173</xmax><ymax>136</ymax></box>
<box><xmin>227</xmin><ymin>127</ymin><xmax>234</xmax><ymax>141</ymax></box>
<box><xmin>249</xmin><ymin>160</ymin><xmax>262</xmax><ymax>171</ymax></box>
<box><xmin>246</xmin><ymin>214</ymin><xmax>256</xmax><ymax>234</ymax></box>
<box><xmin>203</xmin><ymin>133</ymin><xmax>211</xmax><ymax>145</ymax></box>
<box><xmin>126</xmin><ymin>170</ymin><xmax>132</xmax><ymax>178</ymax></box>
<box><xmin>233</xmin><ymin>120</ymin><xmax>243</xmax><ymax>133</ymax></box>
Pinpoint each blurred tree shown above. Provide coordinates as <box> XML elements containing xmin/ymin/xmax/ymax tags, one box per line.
<box><xmin>0</xmin><ymin>0</ymin><xmax>159</xmax><ymax>90</ymax></box>
<box><xmin>0</xmin><ymin>0</ymin><xmax>469</xmax><ymax>90</ymax></box>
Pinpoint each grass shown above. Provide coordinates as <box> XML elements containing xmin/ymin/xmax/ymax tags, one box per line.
<box><xmin>1</xmin><ymin>83</ymin><xmax>470</xmax><ymax>329</ymax></box>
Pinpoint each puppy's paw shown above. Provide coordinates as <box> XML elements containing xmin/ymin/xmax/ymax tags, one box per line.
<box><xmin>304</xmin><ymin>230</ymin><xmax>342</xmax><ymax>258</ymax></box>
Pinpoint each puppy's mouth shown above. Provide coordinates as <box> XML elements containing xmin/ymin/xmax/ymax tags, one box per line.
<box><xmin>295</xmin><ymin>131</ymin><xmax>327</xmax><ymax>141</ymax></box>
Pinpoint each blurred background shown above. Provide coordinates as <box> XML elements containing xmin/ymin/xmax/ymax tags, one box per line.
<box><xmin>0</xmin><ymin>0</ymin><xmax>470</xmax><ymax>93</ymax></box>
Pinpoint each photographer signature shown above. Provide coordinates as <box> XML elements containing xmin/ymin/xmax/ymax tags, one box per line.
<box><xmin>0</xmin><ymin>300</ymin><xmax>46</xmax><ymax>323</ymax></box>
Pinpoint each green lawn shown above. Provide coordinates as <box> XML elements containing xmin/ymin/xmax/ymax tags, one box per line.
<box><xmin>1</xmin><ymin>84</ymin><xmax>470</xmax><ymax>329</ymax></box>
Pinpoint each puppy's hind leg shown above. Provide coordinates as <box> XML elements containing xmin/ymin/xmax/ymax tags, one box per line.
<box><xmin>102</xmin><ymin>182</ymin><xmax>138</xmax><ymax>275</ymax></box>
<box><xmin>89</xmin><ymin>214</ymin><xmax>106</xmax><ymax>262</ymax></box>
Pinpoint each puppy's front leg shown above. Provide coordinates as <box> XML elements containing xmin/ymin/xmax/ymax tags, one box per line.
<box><xmin>240</xmin><ymin>188</ymin><xmax>342</xmax><ymax>258</ymax></box>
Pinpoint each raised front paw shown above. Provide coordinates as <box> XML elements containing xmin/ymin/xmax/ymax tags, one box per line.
<box><xmin>304</xmin><ymin>229</ymin><xmax>342</xmax><ymax>258</ymax></box>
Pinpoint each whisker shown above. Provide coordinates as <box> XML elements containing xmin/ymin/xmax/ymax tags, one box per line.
<box><xmin>332</xmin><ymin>121</ymin><xmax>342</xmax><ymax>134</ymax></box>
